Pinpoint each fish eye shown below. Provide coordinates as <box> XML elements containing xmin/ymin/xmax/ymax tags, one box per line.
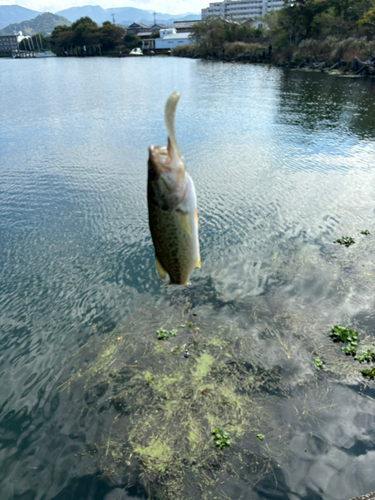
<box><xmin>148</xmin><ymin>168</ymin><xmax>157</xmax><ymax>180</ymax></box>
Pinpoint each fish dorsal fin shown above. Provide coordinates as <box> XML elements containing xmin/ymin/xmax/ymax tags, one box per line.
<box><xmin>155</xmin><ymin>255</ymin><xmax>167</xmax><ymax>281</ymax></box>
<box><xmin>165</xmin><ymin>92</ymin><xmax>181</xmax><ymax>160</ymax></box>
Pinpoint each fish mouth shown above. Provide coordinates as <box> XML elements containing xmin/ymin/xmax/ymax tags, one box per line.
<box><xmin>148</xmin><ymin>145</ymin><xmax>171</xmax><ymax>173</ymax></box>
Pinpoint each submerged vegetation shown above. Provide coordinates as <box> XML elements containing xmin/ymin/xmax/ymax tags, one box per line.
<box><xmin>61</xmin><ymin>300</ymin><xmax>293</xmax><ymax>499</ymax></box>
<box><xmin>57</xmin><ymin>220</ymin><xmax>374</xmax><ymax>498</ymax></box>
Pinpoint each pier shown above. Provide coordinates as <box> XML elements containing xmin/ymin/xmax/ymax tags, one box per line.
<box><xmin>11</xmin><ymin>49</ymin><xmax>35</xmax><ymax>58</ymax></box>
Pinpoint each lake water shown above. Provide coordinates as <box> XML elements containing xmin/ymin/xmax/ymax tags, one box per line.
<box><xmin>1</xmin><ymin>56</ymin><xmax>375</xmax><ymax>500</ymax></box>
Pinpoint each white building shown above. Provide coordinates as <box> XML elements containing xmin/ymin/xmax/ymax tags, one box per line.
<box><xmin>202</xmin><ymin>0</ymin><xmax>284</xmax><ymax>20</ymax></box>
<box><xmin>143</xmin><ymin>29</ymin><xmax>193</xmax><ymax>51</ymax></box>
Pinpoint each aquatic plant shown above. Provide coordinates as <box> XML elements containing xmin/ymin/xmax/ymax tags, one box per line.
<box><xmin>329</xmin><ymin>326</ymin><xmax>375</xmax><ymax>380</ymax></box>
<box><xmin>361</xmin><ymin>368</ymin><xmax>375</xmax><ymax>380</ymax></box>
<box><xmin>334</xmin><ymin>237</ymin><xmax>355</xmax><ymax>247</ymax></box>
<box><xmin>341</xmin><ymin>344</ymin><xmax>357</xmax><ymax>355</ymax></box>
<box><xmin>361</xmin><ymin>230</ymin><xmax>370</xmax><ymax>235</ymax></box>
<box><xmin>157</xmin><ymin>328</ymin><xmax>178</xmax><ymax>340</ymax></box>
<box><xmin>354</xmin><ymin>350</ymin><xmax>375</xmax><ymax>363</ymax></box>
<box><xmin>212</xmin><ymin>427</ymin><xmax>231</xmax><ymax>449</ymax></box>
<box><xmin>314</xmin><ymin>358</ymin><xmax>323</xmax><ymax>370</ymax></box>
<box><xmin>256</xmin><ymin>434</ymin><xmax>265</xmax><ymax>441</ymax></box>
<box><xmin>188</xmin><ymin>322</ymin><xmax>194</xmax><ymax>328</ymax></box>
<box><xmin>330</xmin><ymin>325</ymin><xmax>359</xmax><ymax>348</ymax></box>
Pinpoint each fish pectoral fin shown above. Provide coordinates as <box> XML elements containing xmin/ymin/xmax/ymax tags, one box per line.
<box><xmin>155</xmin><ymin>256</ymin><xmax>168</xmax><ymax>280</ymax></box>
<box><xmin>178</xmin><ymin>212</ymin><xmax>192</xmax><ymax>236</ymax></box>
<box><xmin>196</xmin><ymin>255</ymin><xmax>201</xmax><ymax>269</ymax></box>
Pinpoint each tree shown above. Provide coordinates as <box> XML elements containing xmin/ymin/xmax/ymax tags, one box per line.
<box><xmin>70</xmin><ymin>16</ymin><xmax>98</xmax><ymax>45</ymax></box>
<box><xmin>50</xmin><ymin>24</ymin><xmax>73</xmax><ymax>48</ymax></box>
<box><xmin>189</xmin><ymin>18</ymin><xmax>226</xmax><ymax>55</ymax></box>
<box><xmin>98</xmin><ymin>23</ymin><xmax>126</xmax><ymax>50</ymax></box>
<box><xmin>358</xmin><ymin>5</ymin><xmax>375</xmax><ymax>33</ymax></box>
<box><xmin>123</xmin><ymin>34</ymin><xmax>142</xmax><ymax>49</ymax></box>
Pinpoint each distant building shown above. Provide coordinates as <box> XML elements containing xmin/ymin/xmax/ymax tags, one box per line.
<box><xmin>0</xmin><ymin>34</ymin><xmax>18</xmax><ymax>52</ymax></box>
<box><xmin>156</xmin><ymin>29</ymin><xmax>192</xmax><ymax>49</ymax></box>
<box><xmin>126</xmin><ymin>22</ymin><xmax>150</xmax><ymax>36</ymax></box>
<box><xmin>137</xmin><ymin>31</ymin><xmax>152</xmax><ymax>40</ymax></box>
<box><xmin>142</xmin><ymin>28</ymin><xmax>193</xmax><ymax>52</ymax></box>
<box><xmin>202</xmin><ymin>0</ymin><xmax>284</xmax><ymax>20</ymax></box>
<box><xmin>172</xmin><ymin>20</ymin><xmax>200</xmax><ymax>33</ymax></box>
<box><xmin>150</xmin><ymin>23</ymin><xmax>167</xmax><ymax>32</ymax></box>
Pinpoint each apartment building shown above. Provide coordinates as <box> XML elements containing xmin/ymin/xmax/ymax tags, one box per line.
<box><xmin>202</xmin><ymin>0</ymin><xmax>284</xmax><ymax>20</ymax></box>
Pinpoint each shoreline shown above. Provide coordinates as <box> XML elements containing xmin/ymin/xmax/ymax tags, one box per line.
<box><xmin>173</xmin><ymin>51</ymin><xmax>375</xmax><ymax>78</ymax></box>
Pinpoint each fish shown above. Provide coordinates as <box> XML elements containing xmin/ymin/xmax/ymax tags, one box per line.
<box><xmin>147</xmin><ymin>92</ymin><xmax>200</xmax><ymax>285</ymax></box>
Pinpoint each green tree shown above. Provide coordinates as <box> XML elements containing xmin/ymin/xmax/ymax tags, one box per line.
<box><xmin>358</xmin><ymin>5</ymin><xmax>375</xmax><ymax>33</ymax></box>
<box><xmin>50</xmin><ymin>24</ymin><xmax>73</xmax><ymax>48</ymax></box>
<box><xmin>189</xmin><ymin>17</ymin><xmax>226</xmax><ymax>55</ymax></box>
<box><xmin>123</xmin><ymin>34</ymin><xmax>142</xmax><ymax>49</ymax></box>
<box><xmin>70</xmin><ymin>16</ymin><xmax>98</xmax><ymax>45</ymax></box>
<box><xmin>98</xmin><ymin>23</ymin><xmax>126</xmax><ymax>50</ymax></box>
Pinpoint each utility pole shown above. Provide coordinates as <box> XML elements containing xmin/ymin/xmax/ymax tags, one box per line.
<box><xmin>154</xmin><ymin>11</ymin><xmax>156</xmax><ymax>25</ymax></box>
<box><xmin>111</xmin><ymin>13</ymin><xmax>115</xmax><ymax>24</ymax></box>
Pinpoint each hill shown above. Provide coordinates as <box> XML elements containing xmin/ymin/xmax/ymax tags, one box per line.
<box><xmin>0</xmin><ymin>4</ymin><xmax>201</xmax><ymax>31</ymax></box>
<box><xmin>0</xmin><ymin>12</ymin><xmax>71</xmax><ymax>36</ymax></box>
<box><xmin>0</xmin><ymin>4</ymin><xmax>41</xmax><ymax>30</ymax></box>
<box><xmin>54</xmin><ymin>5</ymin><xmax>200</xmax><ymax>26</ymax></box>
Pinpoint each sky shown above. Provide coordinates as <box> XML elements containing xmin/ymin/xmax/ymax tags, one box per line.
<box><xmin>1</xmin><ymin>0</ymin><xmax>206</xmax><ymax>14</ymax></box>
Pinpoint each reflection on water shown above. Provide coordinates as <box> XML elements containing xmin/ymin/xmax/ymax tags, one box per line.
<box><xmin>0</xmin><ymin>57</ymin><xmax>375</xmax><ymax>500</ymax></box>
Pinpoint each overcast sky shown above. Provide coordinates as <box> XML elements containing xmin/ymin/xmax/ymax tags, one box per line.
<box><xmin>3</xmin><ymin>0</ymin><xmax>206</xmax><ymax>14</ymax></box>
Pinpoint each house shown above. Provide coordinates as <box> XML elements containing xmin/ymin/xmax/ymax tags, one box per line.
<box><xmin>172</xmin><ymin>20</ymin><xmax>200</xmax><ymax>33</ymax></box>
<box><xmin>137</xmin><ymin>31</ymin><xmax>152</xmax><ymax>40</ymax></box>
<box><xmin>150</xmin><ymin>23</ymin><xmax>167</xmax><ymax>32</ymax></box>
<box><xmin>126</xmin><ymin>22</ymin><xmax>150</xmax><ymax>36</ymax></box>
<box><xmin>155</xmin><ymin>29</ymin><xmax>192</xmax><ymax>50</ymax></box>
<box><xmin>251</xmin><ymin>20</ymin><xmax>270</xmax><ymax>30</ymax></box>
<box><xmin>142</xmin><ymin>28</ymin><xmax>193</xmax><ymax>52</ymax></box>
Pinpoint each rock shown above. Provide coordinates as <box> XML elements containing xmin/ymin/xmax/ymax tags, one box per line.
<box><xmin>349</xmin><ymin>493</ymin><xmax>375</xmax><ymax>500</ymax></box>
<box><xmin>328</xmin><ymin>61</ymin><xmax>340</xmax><ymax>71</ymax></box>
<box><xmin>352</xmin><ymin>56</ymin><xmax>366</xmax><ymax>73</ymax></box>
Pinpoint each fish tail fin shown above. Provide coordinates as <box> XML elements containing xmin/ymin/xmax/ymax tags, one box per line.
<box><xmin>165</xmin><ymin>92</ymin><xmax>181</xmax><ymax>160</ymax></box>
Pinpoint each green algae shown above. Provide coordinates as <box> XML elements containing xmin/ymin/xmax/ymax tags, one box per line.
<box><xmin>193</xmin><ymin>353</ymin><xmax>215</xmax><ymax>381</ymax></box>
<box><xmin>59</xmin><ymin>234</ymin><xmax>375</xmax><ymax>499</ymax></box>
<box><xmin>61</xmin><ymin>299</ymin><xmax>290</xmax><ymax>499</ymax></box>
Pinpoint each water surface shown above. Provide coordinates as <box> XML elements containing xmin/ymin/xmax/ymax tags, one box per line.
<box><xmin>1</xmin><ymin>56</ymin><xmax>375</xmax><ymax>500</ymax></box>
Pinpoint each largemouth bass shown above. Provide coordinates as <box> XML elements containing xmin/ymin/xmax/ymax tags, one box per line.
<box><xmin>147</xmin><ymin>92</ymin><xmax>200</xmax><ymax>285</ymax></box>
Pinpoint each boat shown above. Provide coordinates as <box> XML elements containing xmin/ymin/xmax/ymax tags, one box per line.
<box><xmin>118</xmin><ymin>47</ymin><xmax>144</xmax><ymax>58</ymax></box>
<box><xmin>34</xmin><ymin>51</ymin><xmax>56</xmax><ymax>57</ymax></box>
<box><xmin>129</xmin><ymin>48</ymin><xmax>143</xmax><ymax>56</ymax></box>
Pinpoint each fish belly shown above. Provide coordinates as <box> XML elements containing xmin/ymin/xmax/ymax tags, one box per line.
<box><xmin>148</xmin><ymin>204</ymin><xmax>198</xmax><ymax>285</ymax></box>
